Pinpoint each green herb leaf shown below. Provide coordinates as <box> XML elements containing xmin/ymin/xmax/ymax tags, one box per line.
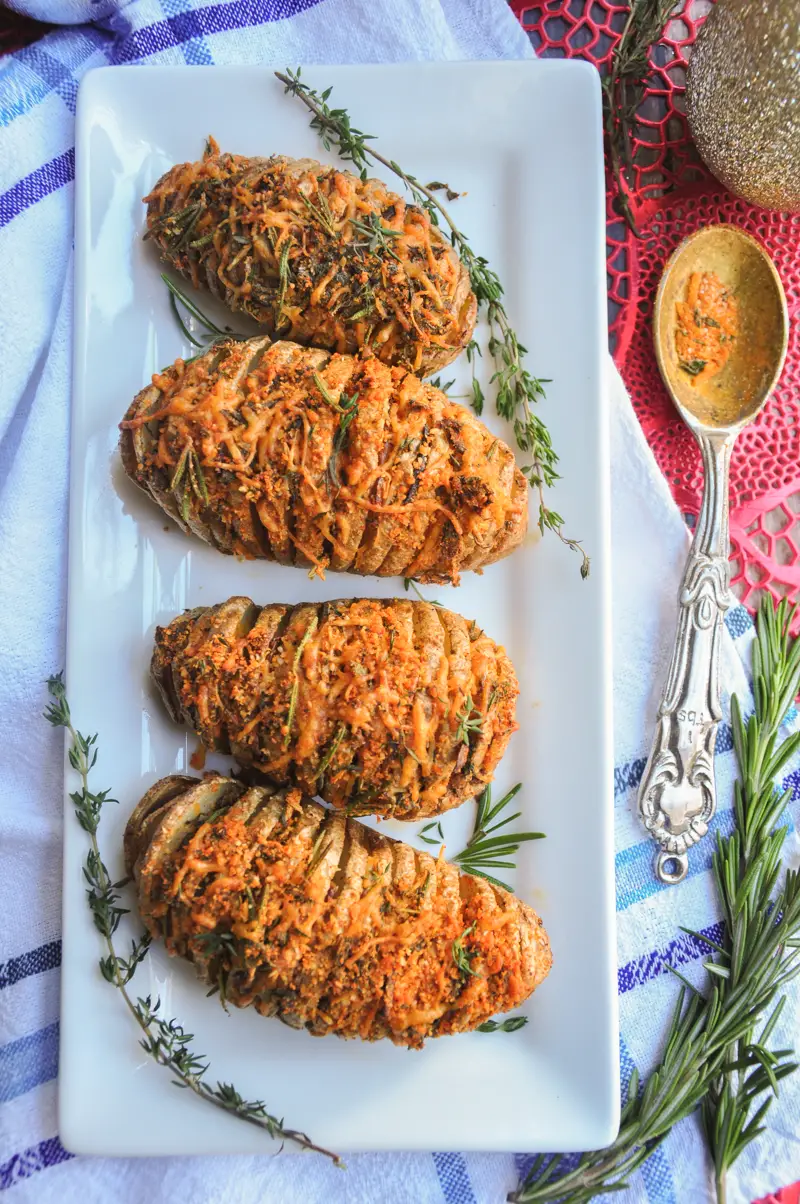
<box><xmin>452</xmin><ymin>923</ymin><xmax>478</xmax><ymax>977</ymax></box>
<box><xmin>478</xmin><ymin>1015</ymin><xmax>529</xmax><ymax>1033</ymax></box>
<box><xmin>452</xmin><ymin>783</ymin><xmax>544</xmax><ymax>891</ymax></box>
<box><xmin>680</xmin><ymin>358</ymin><xmax>707</xmax><ymax>377</ymax></box>
<box><xmin>455</xmin><ymin>695</ymin><xmax>483</xmax><ymax>745</ymax></box>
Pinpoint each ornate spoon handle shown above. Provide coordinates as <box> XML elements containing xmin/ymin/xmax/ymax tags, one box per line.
<box><xmin>638</xmin><ymin>430</ymin><xmax>734</xmax><ymax>885</ymax></box>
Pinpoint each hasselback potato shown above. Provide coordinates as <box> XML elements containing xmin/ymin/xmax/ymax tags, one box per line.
<box><xmin>144</xmin><ymin>144</ymin><xmax>477</xmax><ymax>375</ymax></box>
<box><xmin>124</xmin><ymin>773</ymin><xmax>551</xmax><ymax>1048</ymax></box>
<box><xmin>152</xmin><ymin>596</ymin><xmax>519</xmax><ymax>821</ymax></box>
<box><xmin>120</xmin><ymin>336</ymin><xmax>527</xmax><ymax>585</ymax></box>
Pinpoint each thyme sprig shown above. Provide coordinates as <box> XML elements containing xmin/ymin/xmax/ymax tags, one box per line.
<box><xmin>276</xmin><ymin>68</ymin><xmax>588</xmax><ymax>579</ymax></box>
<box><xmin>511</xmin><ymin>598</ymin><xmax>800</xmax><ymax>1204</ymax></box>
<box><xmin>349</xmin><ymin>213</ymin><xmax>402</xmax><ymax>260</ymax></box>
<box><xmin>602</xmin><ymin>0</ymin><xmax>676</xmax><ymax>236</ymax></box>
<box><xmin>453</xmin><ymin>783</ymin><xmax>544</xmax><ymax>892</ymax></box>
<box><xmin>46</xmin><ymin>673</ymin><xmax>342</xmax><ymax>1167</ymax></box>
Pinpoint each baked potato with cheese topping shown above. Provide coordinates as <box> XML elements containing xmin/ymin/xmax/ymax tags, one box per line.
<box><xmin>120</xmin><ymin>336</ymin><xmax>527</xmax><ymax>585</ymax></box>
<box><xmin>151</xmin><ymin>596</ymin><xmax>519</xmax><ymax>821</ymax></box>
<box><xmin>144</xmin><ymin>143</ymin><xmax>477</xmax><ymax>376</ymax></box>
<box><xmin>124</xmin><ymin>773</ymin><xmax>551</xmax><ymax>1048</ymax></box>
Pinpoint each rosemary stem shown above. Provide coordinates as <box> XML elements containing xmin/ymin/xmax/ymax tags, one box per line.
<box><xmin>717</xmin><ymin>1168</ymin><xmax>728</xmax><ymax>1204</ymax></box>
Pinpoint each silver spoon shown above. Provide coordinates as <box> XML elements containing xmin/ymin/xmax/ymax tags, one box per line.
<box><xmin>638</xmin><ymin>225</ymin><xmax>788</xmax><ymax>885</ymax></box>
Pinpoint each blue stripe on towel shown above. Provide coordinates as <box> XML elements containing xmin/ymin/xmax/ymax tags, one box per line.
<box><xmin>10</xmin><ymin>46</ymin><xmax>80</xmax><ymax>115</ymax></box>
<box><xmin>641</xmin><ymin>1141</ymin><xmax>677</xmax><ymax>1203</ymax></box>
<box><xmin>432</xmin><ymin>1152</ymin><xmax>477</xmax><ymax>1204</ymax></box>
<box><xmin>0</xmin><ymin>148</ymin><xmax>74</xmax><ymax>228</ymax></box>
<box><xmin>0</xmin><ymin>1137</ymin><xmax>72</xmax><ymax>1193</ymax></box>
<box><xmin>108</xmin><ymin>0</ymin><xmax>324</xmax><ymax>64</ymax></box>
<box><xmin>725</xmin><ymin>606</ymin><xmax>753</xmax><ymax>640</ymax></box>
<box><xmin>0</xmin><ymin>30</ymin><xmax>107</xmax><ymax>128</ymax></box>
<box><xmin>158</xmin><ymin>0</ymin><xmax>216</xmax><ymax>65</ymax></box>
<box><xmin>615</xmin><ymin>808</ymin><xmax>733</xmax><ymax>911</ymax></box>
<box><xmin>618</xmin><ymin>922</ymin><xmax>726</xmax><ymax>994</ymax></box>
<box><xmin>0</xmin><ymin>940</ymin><xmax>61</xmax><ymax>991</ymax></box>
<box><xmin>0</xmin><ymin>1023</ymin><xmax>59</xmax><ymax>1104</ymax></box>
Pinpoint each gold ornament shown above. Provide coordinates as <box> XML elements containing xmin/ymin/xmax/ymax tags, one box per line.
<box><xmin>686</xmin><ymin>0</ymin><xmax>800</xmax><ymax>211</ymax></box>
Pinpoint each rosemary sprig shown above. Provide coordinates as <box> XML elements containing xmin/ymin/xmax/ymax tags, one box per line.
<box><xmin>276</xmin><ymin>238</ymin><xmax>293</xmax><ymax>330</ymax></box>
<box><xmin>298</xmin><ymin>189</ymin><xmax>337</xmax><ymax>237</ymax></box>
<box><xmin>161</xmin><ymin>273</ymin><xmax>250</xmax><ymax>364</ymax></box>
<box><xmin>162</xmin><ymin>272</ymin><xmax>226</xmax><ymax>337</ymax></box>
<box><xmin>316</xmin><ymin>722</ymin><xmax>348</xmax><ymax>782</ymax></box>
<box><xmin>170</xmin><ymin>442</ymin><xmax>209</xmax><ymax>521</ymax></box>
<box><xmin>602</xmin><ymin>0</ymin><xmax>676</xmax><ymax>236</ymax></box>
<box><xmin>276</xmin><ymin>68</ymin><xmax>588</xmax><ymax>579</ymax></box>
<box><xmin>453</xmin><ymin>783</ymin><xmax>544</xmax><ymax>892</ymax></box>
<box><xmin>349</xmin><ymin>213</ymin><xmax>402</xmax><ymax>260</ymax></box>
<box><xmin>419</xmin><ymin>820</ymin><xmax>445</xmax><ymax>847</ymax></box>
<box><xmin>402</xmin><ymin>577</ymin><xmax>442</xmax><ymax>606</ymax></box>
<box><xmin>455</xmin><ymin>694</ymin><xmax>483</xmax><ymax>745</ymax></box>
<box><xmin>313</xmin><ymin>371</ymin><xmax>352</xmax><ymax>415</ymax></box>
<box><xmin>704</xmin><ymin>600</ymin><xmax>800</xmax><ymax>1201</ymax></box>
<box><xmin>284</xmin><ymin>617</ymin><xmax>319</xmax><ymax>748</ymax></box>
<box><xmin>45</xmin><ymin>673</ymin><xmax>341</xmax><ymax>1167</ymax></box>
<box><xmin>511</xmin><ymin>597</ymin><xmax>800</xmax><ymax>1204</ymax></box>
<box><xmin>453</xmin><ymin>923</ymin><xmax>478</xmax><ymax>977</ymax></box>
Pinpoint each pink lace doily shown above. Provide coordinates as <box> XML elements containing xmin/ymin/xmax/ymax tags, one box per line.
<box><xmin>512</xmin><ymin>0</ymin><xmax>800</xmax><ymax>617</ymax></box>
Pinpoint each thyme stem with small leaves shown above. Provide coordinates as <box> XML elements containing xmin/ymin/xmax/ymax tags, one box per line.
<box><xmin>511</xmin><ymin>598</ymin><xmax>800</xmax><ymax>1203</ymax></box>
<box><xmin>602</xmin><ymin>0</ymin><xmax>677</xmax><ymax>237</ymax></box>
<box><xmin>45</xmin><ymin>674</ymin><xmax>342</xmax><ymax>1167</ymax></box>
<box><xmin>275</xmin><ymin>68</ymin><xmax>589</xmax><ymax>578</ymax></box>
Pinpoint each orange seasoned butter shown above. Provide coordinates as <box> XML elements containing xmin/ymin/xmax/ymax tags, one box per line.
<box><xmin>674</xmin><ymin>270</ymin><xmax>738</xmax><ymax>387</ymax></box>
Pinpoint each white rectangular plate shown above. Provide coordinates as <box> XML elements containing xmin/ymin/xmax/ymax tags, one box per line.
<box><xmin>63</xmin><ymin>61</ymin><xmax>616</xmax><ymax>1156</ymax></box>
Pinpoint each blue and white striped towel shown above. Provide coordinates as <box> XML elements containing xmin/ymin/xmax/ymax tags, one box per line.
<box><xmin>1</xmin><ymin>1</ymin><xmax>799</xmax><ymax>1201</ymax></box>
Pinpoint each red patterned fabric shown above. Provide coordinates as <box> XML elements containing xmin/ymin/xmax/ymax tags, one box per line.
<box><xmin>512</xmin><ymin>0</ymin><xmax>800</xmax><ymax>620</ymax></box>
<box><xmin>754</xmin><ymin>1186</ymin><xmax>800</xmax><ymax>1204</ymax></box>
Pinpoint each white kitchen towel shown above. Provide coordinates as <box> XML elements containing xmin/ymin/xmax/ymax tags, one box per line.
<box><xmin>1</xmin><ymin>3</ymin><xmax>799</xmax><ymax>1203</ymax></box>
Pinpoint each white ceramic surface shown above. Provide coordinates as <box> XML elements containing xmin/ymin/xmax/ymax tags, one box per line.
<box><xmin>63</xmin><ymin>61</ymin><xmax>616</xmax><ymax>1156</ymax></box>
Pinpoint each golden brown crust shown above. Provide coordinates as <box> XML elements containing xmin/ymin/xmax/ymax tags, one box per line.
<box><xmin>151</xmin><ymin>596</ymin><xmax>519</xmax><ymax>821</ymax></box>
<box><xmin>144</xmin><ymin>149</ymin><xmax>477</xmax><ymax>376</ymax></box>
<box><xmin>125</xmin><ymin>772</ymin><xmax>551</xmax><ymax>1048</ymax></box>
<box><xmin>119</xmin><ymin>337</ymin><xmax>528</xmax><ymax>585</ymax></box>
